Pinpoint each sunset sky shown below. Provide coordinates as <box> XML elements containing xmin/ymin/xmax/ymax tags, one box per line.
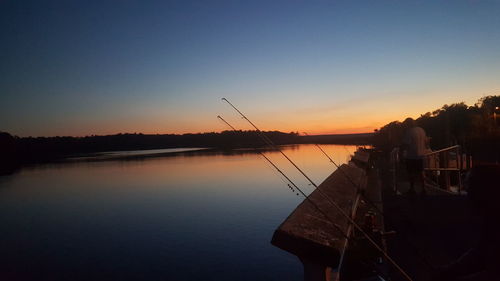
<box><xmin>1</xmin><ymin>0</ymin><xmax>500</xmax><ymax>137</ymax></box>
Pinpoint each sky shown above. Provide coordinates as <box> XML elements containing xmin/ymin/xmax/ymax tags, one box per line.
<box><xmin>1</xmin><ymin>0</ymin><xmax>500</xmax><ymax>137</ymax></box>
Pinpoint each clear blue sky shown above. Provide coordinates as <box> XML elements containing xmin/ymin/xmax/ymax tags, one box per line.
<box><xmin>1</xmin><ymin>0</ymin><xmax>500</xmax><ymax>136</ymax></box>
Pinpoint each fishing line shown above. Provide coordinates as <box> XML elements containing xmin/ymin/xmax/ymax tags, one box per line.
<box><xmin>222</xmin><ymin>98</ymin><xmax>319</xmax><ymax>189</ymax></box>
<box><xmin>217</xmin><ymin>115</ymin><xmax>351</xmax><ymax>240</ymax></box>
<box><xmin>219</xmin><ymin>115</ymin><xmax>422</xmax><ymax>281</ymax></box>
<box><xmin>221</xmin><ymin>98</ymin><xmax>414</xmax><ymax>281</ymax></box>
<box><xmin>300</xmin><ymin>134</ymin><xmax>367</xmax><ymax>274</ymax></box>
<box><xmin>304</xmin><ymin>132</ymin><xmax>390</xmax><ymax>223</ymax></box>
<box><xmin>263</xmin><ymin>154</ymin><xmax>298</xmax><ymax>195</ymax></box>
<box><xmin>306</xmin><ymin>138</ymin><xmax>426</xmax><ymax>274</ymax></box>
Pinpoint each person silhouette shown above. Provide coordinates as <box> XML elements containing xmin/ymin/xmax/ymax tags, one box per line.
<box><xmin>401</xmin><ymin>118</ymin><xmax>429</xmax><ymax>195</ymax></box>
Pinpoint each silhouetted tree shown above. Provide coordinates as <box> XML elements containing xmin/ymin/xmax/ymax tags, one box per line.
<box><xmin>374</xmin><ymin>96</ymin><xmax>500</xmax><ymax>162</ymax></box>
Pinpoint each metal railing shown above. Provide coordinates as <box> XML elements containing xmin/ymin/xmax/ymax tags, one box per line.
<box><xmin>423</xmin><ymin>145</ymin><xmax>470</xmax><ymax>193</ymax></box>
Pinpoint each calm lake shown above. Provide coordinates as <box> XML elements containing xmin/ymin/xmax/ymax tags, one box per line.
<box><xmin>0</xmin><ymin>144</ymin><xmax>357</xmax><ymax>281</ymax></box>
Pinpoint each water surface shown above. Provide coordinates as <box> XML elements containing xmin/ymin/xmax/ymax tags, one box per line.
<box><xmin>0</xmin><ymin>144</ymin><xmax>357</xmax><ymax>281</ymax></box>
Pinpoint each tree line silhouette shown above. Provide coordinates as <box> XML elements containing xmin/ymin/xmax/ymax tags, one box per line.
<box><xmin>0</xmin><ymin>130</ymin><xmax>372</xmax><ymax>173</ymax></box>
<box><xmin>2</xmin><ymin>95</ymin><xmax>497</xmax><ymax>172</ymax></box>
<box><xmin>373</xmin><ymin>95</ymin><xmax>500</xmax><ymax>162</ymax></box>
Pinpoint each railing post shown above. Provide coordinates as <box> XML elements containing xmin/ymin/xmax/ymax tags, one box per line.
<box><xmin>456</xmin><ymin>146</ymin><xmax>462</xmax><ymax>193</ymax></box>
<box><xmin>439</xmin><ymin>152</ymin><xmax>450</xmax><ymax>190</ymax></box>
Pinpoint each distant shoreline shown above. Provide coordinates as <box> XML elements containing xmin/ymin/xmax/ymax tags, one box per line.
<box><xmin>0</xmin><ymin>131</ymin><xmax>373</xmax><ymax>175</ymax></box>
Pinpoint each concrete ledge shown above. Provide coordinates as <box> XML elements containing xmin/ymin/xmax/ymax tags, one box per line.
<box><xmin>271</xmin><ymin>164</ymin><xmax>367</xmax><ymax>268</ymax></box>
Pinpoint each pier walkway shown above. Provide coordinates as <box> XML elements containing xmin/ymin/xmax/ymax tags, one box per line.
<box><xmin>379</xmin><ymin>155</ymin><xmax>480</xmax><ymax>281</ymax></box>
<box><xmin>271</xmin><ymin>148</ymin><xmax>480</xmax><ymax>281</ymax></box>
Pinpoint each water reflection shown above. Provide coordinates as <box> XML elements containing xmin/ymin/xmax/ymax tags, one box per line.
<box><xmin>0</xmin><ymin>144</ymin><xmax>357</xmax><ymax>281</ymax></box>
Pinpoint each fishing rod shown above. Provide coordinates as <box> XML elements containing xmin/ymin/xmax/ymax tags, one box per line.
<box><xmin>219</xmin><ymin>116</ymin><xmax>387</xmax><ymax>279</ymax></box>
<box><xmin>303</xmin><ymin>131</ymin><xmax>385</xmax><ymax>214</ymax></box>
<box><xmin>303</xmin><ymin>132</ymin><xmax>369</xmax><ymax>198</ymax></box>
<box><xmin>217</xmin><ymin>115</ymin><xmax>395</xmax><ymax>280</ymax></box>
<box><xmin>307</xmin><ymin>134</ymin><xmax>438</xmax><ymax>273</ymax></box>
<box><xmin>221</xmin><ymin>98</ymin><xmax>414</xmax><ymax>281</ymax></box>
<box><xmin>217</xmin><ymin>115</ymin><xmax>351</xmax><ymax>241</ymax></box>
<box><xmin>301</xmin><ymin>132</ymin><xmax>380</xmax><ymax>275</ymax></box>
<box><xmin>301</xmin><ymin>132</ymin><xmax>379</xmax><ymax>274</ymax></box>
<box><xmin>304</xmin><ymin>133</ymin><xmax>394</xmax><ymax>274</ymax></box>
<box><xmin>221</xmin><ymin>98</ymin><xmax>319</xmax><ymax>189</ymax></box>
<box><xmin>303</xmin><ymin>132</ymin><xmax>339</xmax><ymax>165</ymax></box>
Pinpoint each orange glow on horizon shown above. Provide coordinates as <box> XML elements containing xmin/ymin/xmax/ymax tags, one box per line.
<box><xmin>11</xmin><ymin>92</ymin><xmax>494</xmax><ymax>138</ymax></box>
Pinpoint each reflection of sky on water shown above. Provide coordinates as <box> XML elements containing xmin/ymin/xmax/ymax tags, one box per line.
<box><xmin>0</xmin><ymin>144</ymin><xmax>357</xmax><ymax>280</ymax></box>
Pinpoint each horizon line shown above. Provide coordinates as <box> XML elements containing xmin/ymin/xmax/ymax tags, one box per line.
<box><xmin>3</xmin><ymin>130</ymin><xmax>375</xmax><ymax>139</ymax></box>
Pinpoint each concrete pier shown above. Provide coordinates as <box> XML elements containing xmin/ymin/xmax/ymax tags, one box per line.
<box><xmin>271</xmin><ymin>148</ymin><xmax>478</xmax><ymax>281</ymax></box>
<box><xmin>271</xmin><ymin>150</ymin><xmax>383</xmax><ymax>281</ymax></box>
